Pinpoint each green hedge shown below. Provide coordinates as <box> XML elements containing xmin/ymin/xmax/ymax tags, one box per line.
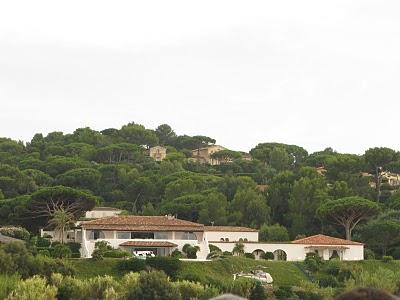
<box><xmin>103</xmin><ymin>250</ymin><xmax>130</xmax><ymax>258</ymax></box>
<box><xmin>117</xmin><ymin>258</ymin><xmax>147</xmax><ymax>272</ymax></box>
<box><xmin>146</xmin><ymin>257</ymin><xmax>182</xmax><ymax>279</ymax></box>
<box><xmin>117</xmin><ymin>257</ymin><xmax>182</xmax><ymax>279</ymax></box>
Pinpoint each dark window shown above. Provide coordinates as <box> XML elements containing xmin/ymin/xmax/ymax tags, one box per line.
<box><xmin>92</xmin><ymin>230</ymin><xmax>105</xmax><ymax>240</ymax></box>
<box><xmin>131</xmin><ymin>232</ymin><xmax>154</xmax><ymax>239</ymax></box>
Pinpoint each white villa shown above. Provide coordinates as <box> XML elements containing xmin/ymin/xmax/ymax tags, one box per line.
<box><xmin>42</xmin><ymin>211</ymin><xmax>364</xmax><ymax>260</ymax></box>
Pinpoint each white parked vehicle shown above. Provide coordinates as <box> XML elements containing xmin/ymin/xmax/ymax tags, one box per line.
<box><xmin>132</xmin><ymin>250</ymin><xmax>155</xmax><ymax>259</ymax></box>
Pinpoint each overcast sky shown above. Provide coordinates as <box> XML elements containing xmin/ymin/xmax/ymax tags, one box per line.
<box><xmin>1</xmin><ymin>1</ymin><xmax>399</xmax><ymax>154</ymax></box>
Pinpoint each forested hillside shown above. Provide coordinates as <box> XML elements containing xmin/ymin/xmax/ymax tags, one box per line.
<box><xmin>1</xmin><ymin>122</ymin><xmax>400</xmax><ymax>257</ymax></box>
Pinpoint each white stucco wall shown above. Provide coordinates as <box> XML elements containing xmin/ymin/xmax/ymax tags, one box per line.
<box><xmin>210</xmin><ymin>242</ymin><xmax>364</xmax><ymax>261</ymax></box>
<box><xmin>85</xmin><ymin>210</ymin><xmax>122</xmax><ymax>219</ymax></box>
<box><xmin>205</xmin><ymin>231</ymin><xmax>258</xmax><ymax>242</ymax></box>
<box><xmin>81</xmin><ymin>230</ymin><xmax>209</xmax><ymax>259</ymax></box>
<box><xmin>343</xmin><ymin>245</ymin><xmax>364</xmax><ymax>260</ymax></box>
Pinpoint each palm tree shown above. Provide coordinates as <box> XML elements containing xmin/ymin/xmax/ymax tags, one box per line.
<box><xmin>48</xmin><ymin>208</ymin><xmax>74</xmax><ymax>244</ymax></box>
<box><xmin>233</xmin><ymin>242</ymin><xmax>245</xmax><ymax>256</ymax></box>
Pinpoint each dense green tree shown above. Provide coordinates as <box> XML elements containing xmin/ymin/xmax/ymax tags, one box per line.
<box><xmin>155</xmin><ymin>124</ymin><xmax>177</xmax><ymax>146</ymax></box>
<box><xmin>64</xmin><ymin>142</ymin><xmax>95</xmax><ymax>160</ymax></box>
<box><xmin>70</xmin><ymin>127</ymin><xmax>106</xmax><ymax>146</ymax></box>
<box><xmin>0</xmin><ymin>140</ymin><xmax>25</xmax><ymax>155</ymax></box>
<box><xmin>210</xmin><ymin>150</ymin><xmax>242</xmax><ymax>163</ymax></box>
<box><xmin>159</xmin><ymin>161</ymin><xmax>183</xmax><ymax>176</ymax></box>
<box><xmin>164</xmin><ymin>178</ymin><xmax>197</xmax><ymax>201</ymax></box>
<box><xmin>269</xmin><ymin>147</ymin><xmax>290</xmax><ymax>171</ymax></box>
<box><xmin>142</xmin><ymin>203</ymin><xmax>158</xmax><ymax>216</ymax></box>
<box><xmin>259</xmin><ymin>224</ymin><xmax>290</xmax><ymax>241</ymax></box>
<box><xmin>198</xmin><ymin>191</ymin><xmax>228</xmax><ymax>225</ymax></box>
<box><xmin>120</xmin><ymin>123</ymin><xmax>158</xmax><ymax>147</ymax></box>
<box><xmin>251</xmin><ymin>143</ymin><xmax>308</xmax><ymax>168</ymax></box>
<box><xmin>218</xmin><ymin>176</ymin><xmax>257</xmax><ymax>201</ymax></box>
<box><xmin>230</xmin><ymin>188</ymin><xmax>270</xmax><ymax>226</ymax></box>
<box><xmin>28</xmin><ymin>186</ymin><xmax>98</xmax><ymax>230</ymax></box>
<box><xmin>317</xmin><ymin>196</ymin><xmax>380</xmax><ymax>240</ymax></box>
<box><xmin>329</xmin><ymin>181</ymin><xmax>354</xmax><ymax>199</ymax></box>
<box><xmin>360</xmin><ymin>219</ymin><xmax>400</xmax><ymax>255</ymax></box>
<box><xmin>161</xmin><ymin>194</ymin><xmax>205</xmax><ymax>221</ymax></box>
<box><xmin>56</xmin><ymin>168</ymin><xmax>101</xmax><ymax>190</ymax></box>
<box><xmin>45</xmin><ymin>157</ymin><xmax>90</xmax><ymax>177</ymax></box>
<box><xmin>267</xmin><ymin>171</ymin><xmax>296</xmax><ymax>225</ymax></box>
<box><xmin>388</xmin><ymin>191</ymin><xmax>400</xmax><ymax>210</ymax></box>
<box><xmin>364</xmin><ymin>147</ymin><xmax>397</xmax><ymax>201</ymax></box>
<box><xmin>192</xmin><ymin>135</ymin><xmax>216</xmax><ymax>149</ymax></box>
<box><xmin>0</xmin><ymin>164</ymin><xmax>35</xmax><ymax>197</ymax></box>
<box><xmin>287</xmin><ymin>174</ymin><xmax>328</xmax><ymax>237</ymax></box>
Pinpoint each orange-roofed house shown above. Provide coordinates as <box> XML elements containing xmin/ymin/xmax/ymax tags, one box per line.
<box><xmin>42</xmin><ymin>208</ymin><xmax>364</xmax><ymax>261</ymax></box>
<box><xmin>78</xmin><ymin>215</ymin><xmax>207</xmax><ymax>258</ymax></box>
<box><xmin>208</xmin><ymin>234</ymin><xmax>364</xmax><ymax>261</ymax></box>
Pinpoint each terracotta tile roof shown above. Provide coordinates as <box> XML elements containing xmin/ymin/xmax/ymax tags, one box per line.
<box><xmin>81</xmin><ymin>216</ymin><xmax>204</xmax><ymax>232</ymax></box>
<box><xmin>292</xmin><ymin>234</ymin><xmax>363</xmax><ymax>246</ymax></box>
<box><xmin>119</xmin><ymin>241</ymin><xmax>178</xmax><ymax>248</ymax></box>
<box><xmin>205</xmin><ymin>226</ymin><xmax>258</xmax><ymax>232</ymax></box>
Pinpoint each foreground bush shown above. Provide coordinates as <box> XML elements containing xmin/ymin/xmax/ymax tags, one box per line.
<box><xmin>6</xmin><ymin>275</ymin><xmax>57</xmax><ymax>300</ymax></box>
<box><xmin>229</xmin><ymin>277</ymin><xmax>257</xmax><ymax>299</ymax></box>
<box><xmin>244</xmin><ymin>252</ymin><xmax>255</xmax><ymax>259</ymax></box>
<box><xmin>173</xmin><ymin>280</ymin><xmax>219</xmax><ymax>300</ymax></box>
<box><xmin>292</xmin><ymin>281</ymin><xmax>333</xmax><ymax>300</ymax></box>
<box><xmin>103</xmin><ymin>249</ymin><xmax>131</xmax><ymax>258</ymax></box>
<box><xmin>304</xmin><ymin>252</ymin><xmax>323</xmax><ymax>272</ymax></box>
<box><xmin>127</xmin><ymin>271</ymin><xmax>181</xmax><ymax>300</ymax></box>
<box><xmin>0</xmin><ymin>242</ymin><xmax>74</xmax><ymax>279</ymax></box>
<box><xmin>51</xmin><ymin>273</ymin><xmax>120</xmax><ymax>300</ymax></box>
<box><xmin>274</xmin><ymin>286</ymin><xmax>293</xmax><ymax>299</ymax></box>
<box><xmin>0</xmin><ymin>226</ymin><xmax>30</xmax><ymax>241</ymax></box>
<box><xmin>118</xmin><ymin>258</ymin><xmax>147</xmax><ymax>273</ymax></box>
<box><xmin>382</xmin><ymin>255</ymin><xmax>394</xmax><ymax>263</ymax></box>
<box><xmin>145</xmin><ymin>257</ymin><xmax>182</xmax><ymax>278</ymax></box>
<box><xmin>0</xmin><ymin>275</ymin><xmax>20</xmax><ymax>300</ymax></box>
<box><xmin>51</xmin><ymin>244</ymin><xmax>72</xmax><ymax>259</ymax></box>
<box><xmin>344</xmin><ymin>268</ymin><xmax>400</xmax><ymax>294</ymax></box>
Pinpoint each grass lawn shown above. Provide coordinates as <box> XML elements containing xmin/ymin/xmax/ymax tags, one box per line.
<box><xmin>69</xmin><ymin>258</ymin><xmax>122</xmax><ymax>279</ymax></box>
<box><xmin>177</xmin><ymin>257</ymin><xmax>308</xmax><ymax>287</ymax></box>
<box><xmin>69</xmin><ymin>257</ymin><xmax>308</xmax><ymax>286</ymax></box>
<box><xmin>343</xmin><ymin>260</ymin><xmax>400</xmax><ymax>273</ymax></box>
<box><xmin>69</xmin><ymin>257</ymin><xmax>400</xmax><ymax>288</ymax></box>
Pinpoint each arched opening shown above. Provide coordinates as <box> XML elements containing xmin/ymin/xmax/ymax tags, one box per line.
<box><xmin>225</xmin><ymin>238</ymin><xmax>229</xmax><ymax>242</ymax></box>
<box><xmin>273</xmin><ymin>249</ymin><xmax>287</xmax><ymax>261</ymax></box>
<box><xmin>330</xmin><ymin>250</ymin><xmax>339</xmax><ymax>260</ymax></box>
<box><xmin>252</xmin><ymin>249</ymin><xmax>265</xmax><ymax>260</ymax></box>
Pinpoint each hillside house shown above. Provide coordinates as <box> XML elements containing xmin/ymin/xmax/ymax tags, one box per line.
<box><xmin>41</xmin><ymin>211</ymin><xmax>364</xmax><ymax>260</ymax></box>
<box><xmin>149</xmin><ymin>146</ymin><xmax>167</xmax><ymax>162</ymax></box>
<box><xmin>78</xmin><ymin>215</ymin><xmax>208</xmax><ymax>258</ymax></box>
<box><xmin>191</xmin><ymin>145</ymin><xmax>227</xmax><ymax>165</ymax></box>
